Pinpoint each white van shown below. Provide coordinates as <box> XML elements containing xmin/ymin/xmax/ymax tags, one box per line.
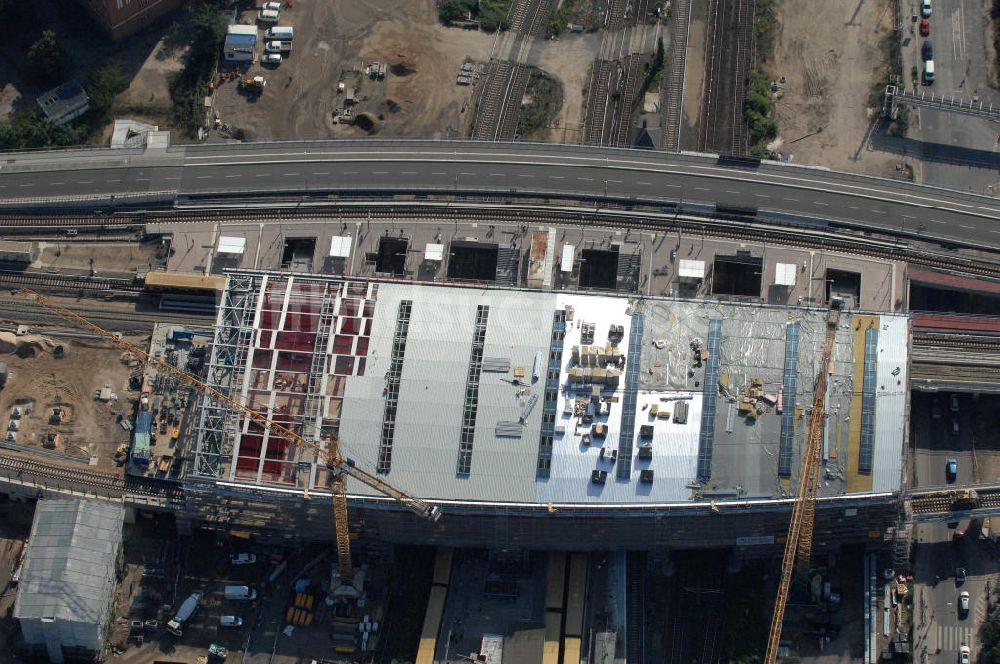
<box><xmin>265</xmin><ymin>26</ymin><xmax>293</xmax><ymax>41</ymax></box>
<box><xmin>923</xmin><ymin>60</ymin><xmax>935</xmax><ymax>84</ymax></box>
<box><xmin>258</xmin><ymin>9</ymin><xmax>280</xmax><ymax>23</ymax></box>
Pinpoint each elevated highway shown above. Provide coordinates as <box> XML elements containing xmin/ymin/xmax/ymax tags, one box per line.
<box><xmin>2</xmin><ymin>140</ymin><xmax>1000</xmax><ymax>251</ymax></box>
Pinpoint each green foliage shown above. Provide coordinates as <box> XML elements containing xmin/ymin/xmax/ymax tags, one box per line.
<box><xmin>753</xmin><ymin>0</ymin><xmax>777</xmax><ymax>63</ymax></box>
<box><xmin>87</xmin><ymin>60</ymin><xmax>126</xmax><ymax>119</ymax></box>
<box><xmin>0</xmin><ymin>110</ymin><xmax>89</xmax><ymax>150</ymax></box>
<box><xmin>437</xmin><ymin>0</ymin><xmax>473</xmax><ymax>24</ymax></box>
<box><xmin>981</xmin><ymin>604</ymin><xmax>1000</xmax><ymax>661</ymax></box>
<box><xmin>744</xmin><ymin>69</ymin><xmax>777</xmax><ymax>153</ymax></box>
<box><xmin>436</xmin><ymin>0</ymin><xmax>509</xmax><ymax>30</ymax></box>
<box><xmin>517</xmin><ymin>70</ymin><xmax>562</xmax><ymax>140</ymax></box>
<box><xmin>478</xmin><ymin>0</ymin><xmax>511</xmax><ymax>31</ymax></box>
<box><xmin>169</xmin><ymin>2</ymin><xmax>225</xmax><ymax>137</ymax></box>
<box><xmin>27</xmin><ymin>30</ymin><xmax>67</xmax><ymax>84</ymax></box>
<box><xmin>641</xmin><ymin>38</ymin><xmax>666</xmax><ymax>94</ymax></box>
<box><xmin>993</xmin><ymin>0</ymin><xmax>1000</xmax><ymax>87</ymax></box>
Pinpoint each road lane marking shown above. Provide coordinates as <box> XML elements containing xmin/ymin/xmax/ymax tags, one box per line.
<box><xmin>870</xmin><ymin>210</ymin><xmax>887</xmax><ymax>215</ymax></box>
<box><xmin>813</xmin><ymin>201</ymin><xmax>829</xmax><ymax>206</ymax></box>
<box><xmin>283</xmin><ymin>172</ymin><xmax>300</xmax><ymax>176</ymax></box>
<box><xmin>19</xmin><ymin>183</ymin><xmax>34</xmax><ymax>187</ymax></box>
<box><xmin>725</xmin><ymin>190</ymin><xmax>739</xmax><ymax>194</ymax></box>
<box><xmin>225</xmin><ymin>174</ymin><xmax>242</xmax><ymax>178</ymax></box>
<box><xmin>106</xmin><ymin>179</ymin><xmax>120</xmax><ymax>183</ymax></box>
<box><xmin>49</xmin><ymin>182</ymin><xmax>64</xmax><ymax>186</ymax></box>
<box><xmin>490</xmin><ymin>173</ymin><xmax>506</xmax><ymax>177</ymax></box>
<box><xmin>695</xmin><ymin>187</ymin><xmax>711</xmax><ymax>191</ymax></box>
<box><xmin>549</xmin><ymin>175</ymin><xmax>565</xmax><ymax>179</ymax></box>
<box><xmin>343</xmin><ymin>171</ymin><xmax>358</xmax><ymax>175</ymax></box>
<box><xmin>638</xmin><ymin>181</ymin><xmax>652</xmax><ymax>185</ymax></box>
<box><xmin>196</xmin><ymin>176</ymin><xmax>213</xmax><ymax>179</ymax></box>
<box><xmin>78</xmin><ymin>181</ymin><xmax>93</xmax><ymax>184</ymax></box>
<box><xmin>312</xmin><ymin>172</ymin><xmax>329</xmax><ymax>176</ymax></box>
<box><xmin>754</xmin><ymin>194</ymin><xmax>769</xmax><ymax>198</ymax></box>
<box><xmin>783</xmin><ymin>197</ymin><xmax>798</xmax><ymax>202</ymax></box>
<box><xmin>400</xmin><ymin>171</ymin><xmax>416</xmax><ymax>175</ymax></box>
<box><xmin>372</xmin><ymin>171</ymin><xmax>388</xmax><ymax>175</ymax></box>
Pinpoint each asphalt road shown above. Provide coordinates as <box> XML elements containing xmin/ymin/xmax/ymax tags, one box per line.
<box><xmin>913</xmin><ymin>521</ymin><xmax>996</xmax><ymax>660</ymax></box>
<box><xmin>2</xmin><ymin>140</ymin><xmax>1000</xmax><ymax>249</ymax></box>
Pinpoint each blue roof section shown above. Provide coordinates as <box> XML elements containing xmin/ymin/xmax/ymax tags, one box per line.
<box><xmin>132</xmin><ymin>433</ymin><xmax>151</xmax><ymax>463</ymax></box>
<box><xmin>136</xmin><ymin>411</ymin><xmax>153</xmax><ymax>434</ymax></box>
<box><xmin>225</xmin><ymin>34</ymin><xmax>257</xmax><ymax>46</ymax></box>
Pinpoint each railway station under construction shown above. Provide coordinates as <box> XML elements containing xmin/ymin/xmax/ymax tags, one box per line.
<box><xmin>178</xmin><ymin>269</ymin><xmax>910</xmax><ymax>553</ymax></box>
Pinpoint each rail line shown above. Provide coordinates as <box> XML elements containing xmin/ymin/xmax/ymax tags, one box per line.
<box><xmin>0</xmin><ymin>297</ymin><xmax>213</xmax><ymax>330</ymax></box>
<box><xmin>611</xmin><ymin>54</ymin><xmax>645</xmax><ymax>147</ymax></box>
<box><xmin>662</xmin><ymin>0</ymin><xmax>692</xmax><ymax>150</ymax></box>
<box><xmin>509</xmin><ymin>0</ymin><xmax>555</xmax><ymax>36</ymax></box>
<box><xmin>625</xmin><ymin>551</ymin><xmax>646</xmax><ymax>664</ymax></box>
<box><xmin>472</xmin><ymin>62</ymin><xmax>530</xmax><ymax>141</ymax></box>
<box><xmin>584</xmin><ymin>60</ymin><xmax>616</xmax><ymax>145</ymax></box>
<box><xmin>699</xmin><ymin>0</ymin><xmax>754</xmax><ymax>154</ymax></box>
<box><xmin>0</xmin><ymin>452</ymin><xmax>183</xmax><ymax>501</ymax></box>
<box><xmin>0</xmin><ymin>269</ymin><xmax>142</xmax><ymax>294</ymax></box>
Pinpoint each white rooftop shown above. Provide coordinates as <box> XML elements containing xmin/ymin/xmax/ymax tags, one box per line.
<box><xmin>775</xmin><ymin>263</ymin><xmax>797</xmax><ymax>286</ymax></box>
<box><xmin>329</xmin><ymin>235</ymin><xmax>353</xmax><ymax>258</ymax></box>
<box><xmin>424</xmin><ymin>243</ymin><xmax>445</xmax><ymax>261</ymax></box>
<box><xmin>217</xmin><ymin>235</ymin><xmax>246</xmax><ymax>255</ymax></box>
<box><xmin>678</xmin><ymin>259</ymin><xmax>705</xmax><ymax>279</ymax></box>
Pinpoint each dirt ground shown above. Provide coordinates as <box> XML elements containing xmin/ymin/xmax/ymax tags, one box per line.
<box><xmin>535</xmin><ymin>32</ymin><xmax>605</xmax><ymax>143</ymax></box>
<box><xmin>0</xmin><ymin>337</ymin><xmax>135</xmax><ymax>469</ymax></box>
<box><xmin>34</xmin><ymin>242</ymin><xmax>162</xmax><ymax>277</ymax></box>
<box><xmin>680</xmin><ymin>0</ymin><xmax>708</xmax><ymax>150</ymax></box>
<box><xmin>211</xmin><ymin>0</ymin><xmax>497</xmax><ymax>140</ymax></box>
<box><xmin>768</xmin><ymin>0</ymin><xmax>902</xmax><ymax>175</ymax></box>
<box><xmin>0</xmin><ymin>501</ymin><xmax>34</xmax><ymax>664</ymax></box>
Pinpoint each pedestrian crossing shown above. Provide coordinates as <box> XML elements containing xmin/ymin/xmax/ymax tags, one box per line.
<box><xmin>937</xmin><ymin>624</ymin><xmax>974</xmax><ymax>651</ymax></box>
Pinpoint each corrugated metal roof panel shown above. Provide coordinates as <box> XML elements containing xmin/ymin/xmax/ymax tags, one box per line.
<box><xmin>872</xmin><ymin>315</ymin><xmax>907</xmax><ymax>493</ymax></box>
<box><xmin>14</xmin><ymin>499</ymin><xmax>124</xmax><ymax>625</ymax></box>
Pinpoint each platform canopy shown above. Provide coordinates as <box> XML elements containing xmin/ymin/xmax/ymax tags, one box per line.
<box><xmin>217</xmin><ymin>236</ymin><xmax>246</xmax><ymax>255</ymax></box>
<box><xmin>775</xmin><ymin>263</ymin><xmax>797</xmax><ymax>287</ymax></box>
<box><xmin>329</xmin><ymin>236</ymin><xmax>353</xmax><ymax>258</ymax></box>
<box><xmin>678</xmin><ymin>259</ymin><xmax>705</xmax><ymax>280</ymax></box>
<box><xmin>424</xmin><ymin>243</ymin><xmax>445</xmax><ymax>261</ymax></box>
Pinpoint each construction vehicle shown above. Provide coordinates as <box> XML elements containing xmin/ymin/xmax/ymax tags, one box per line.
<box><xmin>23</xmin><ymin>290</ymin><xmax>441</xmax><ymax>597</ymax></box>
<box><xmin>765</xmin><ymin>302</ymin><xmax>842</xmax><ymax>663</ymax></box>
<box><xmin>166</xmin><ymin>591</ymin><xmax>203</xmax><ymax>636</ymax></box>
<box><xmin>240</xmin><ymin>76</ymin><xmax>266</xmax><ymax>94</ymax></box>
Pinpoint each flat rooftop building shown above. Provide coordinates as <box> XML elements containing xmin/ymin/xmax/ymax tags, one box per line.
<box><xmin>186</xmin><ymin>271</ymin><xmax>908</xmax><ymax>550</ymax></box>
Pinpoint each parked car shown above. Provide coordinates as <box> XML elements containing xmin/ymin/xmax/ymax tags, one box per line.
<box><xmin>919</xmin><ymin>18</ymin><xmax>930</xmax><ymax>35</ymax></box>
<box><xmin>262</xmin><ymin>1</ymin><xmax>282</xmax><ymax>8</ymax></box>
<box><xmin>262</xmin><ymin>53</ymin><xmax>282</xmax><ymax>65</ymax></box>
<box><xmin>953</xmin><ymin>419</ymin><xmax>960</xmax><ymax>435</ymax></box>
<box><xmin>922</xmin><ymin>39</ymin><xmax>934</xmax><ymax>60</ymax></box>
<box><xmin>959</xmin><ymin>590</ymin><xmax>970</xmax><ymax>617</ymax></box>
<box><xmin>956</xmin><ymin>567</ymin><xmax>966</xmax><ymax>585</ymax></box>
<box><xmin>220</xmin><ymin>615</ymin><xmax>244</xmax><ymax>627</ymax></box>
<box><xmin>961</xmin><ymin>644</ymin><xmax>971</xmax><ymax>664</ymax></box>
<box><xmin>921</xmin><ymin>0</ymin><xmax>932</xmax><ymax>17</ymax></box>
<box><xmin>230</xmin><ymin>553</ymin><xmax>257</xmax><ymax>565</ymax></box>
<box><xmin>946</xmin><ymin>456</ymin><xmax>958</xmax><ymax>481</ymax></box>
<box><xmin>951</xmin><ymin>394</ymin><xmax>960</xmax><ymax>412</ymax></box>
<box><xmin>931</xmin><ymin>398</ymin><xmax>942</xmax><ymax>419</ymax></box>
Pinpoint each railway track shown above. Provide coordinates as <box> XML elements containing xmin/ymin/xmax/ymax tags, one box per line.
<box><xmin>0</xmin><ymin>269</ymin><xmax>142</xmax><ymax>294</ymax></box>
<box><xmin>663</xmin><ymin>0</ymin><xmax>693</xmax><ymax>150</ymax></box>
<box><xmin>699</xmin><ymin>0</ymin><xmax>754</xmax><ymax>154</ymax></box>
<box><xmin>0</xmin><ymin>452</ymin><xmax>183</xmax><ymax>500</ymax></box>
<box><xmin>509</xmin><ymin>0</ymin><xmax>556</xmax><ymax>36</ymax></box>
<box><xmin>584</xmin><ymin>60</ymin><xmax>616</xmax><ymax>145</ymax></box>
<box><xmin>625</xmin><ymin>551</ymin><xmax>646</xmax><ymax>664</ymax></box>
<box><xmin>472</xmin><ymin>62</ymin><xmax>530</xmax><ymax>141</ymax></box>
<box><xmin>0</xmin><ymin>297</ymin><xmax>213</xmax><ymax>330</ymax></box>
<box><xmin>910</xmin><ymin>487</ymin><xmax>1000</xmax><ymax>514</ymax></box>
<box><xmin>611</xmin><ymin>54</ymin><xmax>645</xmax><ymax>147</ymax></box>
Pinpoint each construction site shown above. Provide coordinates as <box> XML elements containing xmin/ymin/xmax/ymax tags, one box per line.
<box><xmin>172</xmin><ymin>270</ymin><xmax>907</xmax><ymax>556</ymax></box>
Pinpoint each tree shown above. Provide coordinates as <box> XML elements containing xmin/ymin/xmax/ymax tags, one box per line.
<box><xmin>27</xmin><ymin>30</ymin><xmax>67</xmax><ymax>84</ymax></box>
<box><xmin>87</xmin><ymin>61</ymin><xmax>126</xmax><ymax>116</ymax></box>
<box><xmin>982</xmin><ymin>605</ymin><xmax>1000</xmax><ymax>662</ymax></box>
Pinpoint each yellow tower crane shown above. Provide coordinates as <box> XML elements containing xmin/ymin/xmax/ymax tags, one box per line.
<box><xmin>765</xmin><ymin>303</ymin><xmax>842</xmax><ymax>663</ymax></box>
<box><xmin>22</xmin><ymin>290</ymin><xmax>440</xmax><ymax>593</ymax></box>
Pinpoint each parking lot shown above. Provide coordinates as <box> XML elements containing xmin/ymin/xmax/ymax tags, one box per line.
<box><xmin>209</xmin><ymin>0</ymin><xmax>493</xmax><ymax>141</ymax></box>
<box><xmin>898</xmin><ymin>0</ymin><xmax>1000</xmax><ymax>192</ymax></box>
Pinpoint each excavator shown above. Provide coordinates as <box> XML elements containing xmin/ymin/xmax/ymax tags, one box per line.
<box><xmin>23</xmin><ymin>290</ymin><xmax>440</xmax><ymax>596</ymax></box>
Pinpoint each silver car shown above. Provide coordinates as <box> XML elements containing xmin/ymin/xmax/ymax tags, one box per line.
<box><xmin>220</xmin><ymin>615</ymin><xmax>243</xmax><ymax>627</ymax></box>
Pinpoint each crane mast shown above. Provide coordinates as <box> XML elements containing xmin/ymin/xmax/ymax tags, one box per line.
<box><xmin>765</xmin><ymin>304</ymin><xmax>841</xmax><ymax>663</ymax></box>
<box><xmin>21</xmin><ymin>290</ymin><xmax>440</xmax><ymax>589</ymax></box>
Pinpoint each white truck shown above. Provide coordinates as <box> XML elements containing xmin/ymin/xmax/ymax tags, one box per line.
<box><xmin>264</xmin><ymin>41</ymin><xmax>291</xmax><ymax>54</ymax></box>
<box><xmin>166</xmin><ymin>591</ymin><xmax>203</xmax><ymax>636</ymax></box>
